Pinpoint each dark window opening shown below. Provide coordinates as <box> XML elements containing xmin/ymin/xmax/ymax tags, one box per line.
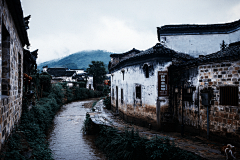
<box><xmin>143</xmin><ymin>64</ymin><xmax>149</xmax><ymax>78</ymax></box>
<box><xmin>136</xmin><ymin>85</ymin><xmax>141</xmax><ymax>99</ymax></box>
<box><xmin>89</xmin><ymin>84</ymin><xmax>91</xmax><ymax>90</ymax></box>
<box><xmin>112</xmin><ymin>88</ymin><xmax>114</xmax><ymax>98</ymax></box>
<box><xmin>2</xmin><ymin>23</ymin><xmax>10</xmax><ymax>96</ymax></box>
<box><xmin>18</xmin><ymin>53</ymin><xmax>21</xmax><ymax>94</ymax></box>
<box><xmin>220</xmin><ymin>86</ymin><xmax>238</xmax><ymax>106</ymax></box>
<box><xmin>121</xmin><ymin>88</ymin><xmax>123</xmax><ymax>104</ymax></box>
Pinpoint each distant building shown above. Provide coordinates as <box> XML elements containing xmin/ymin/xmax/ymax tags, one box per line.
<box><xmin>86</xmin><ymin>76</ymin><xmax>94</xmax><ymax>90</ymax></box>
<box><xmin>45</xmin><ymin>67</ymin><xmax>76</xmax><ymax>83</ymax></box>
<box><xmin>157</xmin><ymin>19</ymin><xmax>240</xmax><ymax>57</ymax></box>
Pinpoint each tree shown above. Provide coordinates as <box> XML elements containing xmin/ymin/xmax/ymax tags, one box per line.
<box><xmin>86</xmin><ymin>61</ymin><xmax>107</xmax><ymax>90</ymax></box>
<box><xmin>220</xmin><ymin>40</ymin><xmax>228</xmax><ymax>50</ymax></box>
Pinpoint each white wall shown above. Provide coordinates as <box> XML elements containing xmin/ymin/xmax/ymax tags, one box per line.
<box><xmin>111</xmin><ymin>61</ymin><xmax>172</xmax><ymax>108</ymax></box>
<box><xmin>86</xmin><ymin>76</ymin><xmax>94</xmax><ymax>90</ymax></box>
<box><xmin>160</xmin><ymin>29</ymin><xmax>240</xmax><ymax>57</ymax></box>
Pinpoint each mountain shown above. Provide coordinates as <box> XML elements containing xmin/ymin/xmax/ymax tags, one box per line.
<box><xmin>37</xmin><ymin>50</ymin><xmax>113</xmax><ymax>71</ymax></box>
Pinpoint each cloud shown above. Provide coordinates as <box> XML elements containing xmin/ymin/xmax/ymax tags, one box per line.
<box><xmin>22</xmin><ymin>0</ymin><xmax>240</xmax><ymax>64</ymax></box>
<box><xmin>35</xmin><ymin>16</ymin><xmax>157</xmax><ymax>63</ymax></box>
<box><xmin>229</xmin><ymin>3</ymin><xmax>240</xmax><ymax>21</ymax></box>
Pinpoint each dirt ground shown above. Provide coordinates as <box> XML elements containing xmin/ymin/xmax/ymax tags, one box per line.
<box><xmin>83</xmin><ymin>98</ymin><xmax>100</xmax><ymax>108</ymax></box>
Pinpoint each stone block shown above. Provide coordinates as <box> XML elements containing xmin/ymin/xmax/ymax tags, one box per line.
<box><xmin>227</xmin><ymin>119</ymin><xmax>232</xmax><ymax>124</ymax></box>
<box><xmin>232</xmin><ymin>71</ymin><xmax>238</xmax><ymax>74</ymax></box>
<box><xmin>210</xmin><ymin>116</ymin><xmax>213</xmax><ymax>121</ymax></box>
<box><xmin>232</xmin><ymin>78</ymin><xmax>237</xmax><ymax>81</ymax></box>
<box><xmin>223</xmin><ymin>118</ymin><xmax>227</xmax><ymax>124</ymax></box>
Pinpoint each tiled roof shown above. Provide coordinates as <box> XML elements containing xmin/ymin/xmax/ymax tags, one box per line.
<box><xmin>47</xmin><ymin>68</ymin><xmax>76</xmax><ymax>77</ymax></box>
<box><xmin>110</xmin><ymin>43</ymin><xmax>194</xmax><ymax>70</ymax></box>
<box><xmin>110</xmin><ymin>48</ymin><xmax>141</xmax><ymax>57</ymax></box>
<box><xmin>6</xmin><ymin>0</ymin><xmax>30</xmax><ymax>47</ymax></box>
<box><xmin>157</xmin><ymin>19</ymin><xmax>240</xmax><ymax>37</ymax></box>
<box><xmin>172</xmin><ymin>44</ymin><xmax>240</xmax><ymax>67</ymax></box>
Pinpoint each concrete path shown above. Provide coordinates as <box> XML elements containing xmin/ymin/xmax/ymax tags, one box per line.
<box><xmin>89</xmin><ymin>99</ymin><xmax>229</xmax><ymax>160</ymax></box>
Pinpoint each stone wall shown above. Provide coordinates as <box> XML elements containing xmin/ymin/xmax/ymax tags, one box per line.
<box><xmin>171</xmin><ymin>60</ymin><xmax>240</xmax><ymax>139</ymax></box>
<box><xmin>198</xmin><ymin>61</ymin><xmax>240</xmax><ymax>134</ymax></box>
<box><xmin>0</xmin><ymin>1</ymin><xmax>24</xmax><ymax>149</ymax></box>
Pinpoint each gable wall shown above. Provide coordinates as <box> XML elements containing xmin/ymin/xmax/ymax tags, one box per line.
<box><xmin>160</xmin><ymin>29</ymin><xmax>240</xmax><ymax>57</ymax></box>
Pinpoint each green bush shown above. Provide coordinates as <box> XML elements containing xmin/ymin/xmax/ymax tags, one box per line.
<box><xmin>2</xmin><ymin>80</ymin><xmax>101</xmax><ymax>159</ymax></box>
<box><xmin>103</xmin><ymin>96</ymin><xmax>111</xmax><ymax>110</ymax></box>
<box><xmin>95</xmin><ymin>126</ymin><xmax>202</xmax><ymax>160</ymax></box>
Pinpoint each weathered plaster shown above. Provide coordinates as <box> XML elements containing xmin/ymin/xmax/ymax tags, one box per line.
<box><xmin>160</xmin><ymin>29</ymin><xmax>240</xmax><ymax>57</ymax></box>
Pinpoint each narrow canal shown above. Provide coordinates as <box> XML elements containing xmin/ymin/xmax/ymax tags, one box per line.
<box><xmin>47</xmin><ymin>100</ymin><xmax>106</xmax><ymax>160</ymax></box>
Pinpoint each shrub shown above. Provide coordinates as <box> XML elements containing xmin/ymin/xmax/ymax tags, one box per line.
<box><xmin>103</xmin><ymin>96</ymin><xmax>111</xmax><ymax>109</ymax></box>
<box><xmin>94</xmin><ymin>126</ymin><xmax>202</xmax><ymax>160</ymax></box>
<box><xmin>2</xmin><ymin>80</ymin><xmax>100</xmax><ymax>159</ymax></box>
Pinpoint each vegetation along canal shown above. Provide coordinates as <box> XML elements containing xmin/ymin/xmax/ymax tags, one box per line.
<box><xmin>47</xmin><ymin>99</ymin><xmax>106</xmax><ymax>160</ymax></box>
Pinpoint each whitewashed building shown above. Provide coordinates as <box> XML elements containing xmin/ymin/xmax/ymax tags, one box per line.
<box><xmin>157</xmin><ymin>19</ymin><xmax>240</xmax><ymax>57</ymax></box>
<box><xmin>109</xmin><ymin>43</ymin><xmax>193</xmax><ymax>129</ymax></box>
<box><xmin>86</xmin><ymin>76</ymin><xmax>94</xmax><ymax>90</ymax></box>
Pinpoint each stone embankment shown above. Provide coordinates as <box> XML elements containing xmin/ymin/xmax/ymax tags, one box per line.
<box><xmin>89</xmin><ymin>100</ymin><xmax>229</xmax><ymax>160</ymax></box>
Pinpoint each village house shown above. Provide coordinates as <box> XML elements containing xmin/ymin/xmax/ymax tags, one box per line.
<box><xmin>0</xmin><ymin>0</ymin><xmax>33</xmax><ymax>148</ymax></box>
<box><xmin>43</xmin><ymin>66</ymin><xmax>94</xmax><ymax>89</ymax></box>
<box><xmin>110</xmin><ymin>19</ymin><xmax>240</xmax><ymax>144</ymax></box>
<box><xmin>157</xmin><ymin>19</ymin><xmax>240</xmax><ymax>57</ymax></box>
<box><xmin>43</xmin><ymin>67</ymin><xmax>76</xmax><ymax>83</ymax></box>
<box><xmin>109</xmin><ymin>43</ymin><xmax>193</xmax><ymax>129</ymax></box>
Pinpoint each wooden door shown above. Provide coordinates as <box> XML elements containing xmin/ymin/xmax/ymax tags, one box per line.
<box><xmin>116</xmin><ymin>86</ymin><xmax>118</xmax><ymax>112</ymax></box>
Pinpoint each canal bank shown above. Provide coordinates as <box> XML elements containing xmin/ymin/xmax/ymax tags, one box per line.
<box><xmin>47</xmin><ymin>99</ymin><xmax>106</xmax><ymax>160</ymax></box>
<box><xmin>89</xmin><ymin>99</ymin><xmax>227</xmax><ymax>160</ymax></box>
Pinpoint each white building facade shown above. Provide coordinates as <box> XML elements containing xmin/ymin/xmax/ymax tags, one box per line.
<box><xmin>157</xmin><ymin>19</ymin><xmax>240</xmax><ymax>57</ymax></box>
<box><xmin>110</xmin><ymin>43</ymin><xmax>193</xmax><ymax>129</ymax></box>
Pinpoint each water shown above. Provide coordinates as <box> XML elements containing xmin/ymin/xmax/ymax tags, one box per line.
<box><xmin>47</xmin><ymin>100</ymin><xmax>106</xmax><ymax>160</ymax></box>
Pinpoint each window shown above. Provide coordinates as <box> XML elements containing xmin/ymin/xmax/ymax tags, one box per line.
<box><xmin>121</xmin><ymin>88</ymin><xmax>123</xmax><ymax>104</ymax></box>
<box><xmin>136</xmin><ymin>85</ymin><xmax>141</xmax><ymax>99</ymax></box>
<box><xmin>220</xmin><ymin>86</ymin><xmax>238</xmax><ymax>106</ymax></box>
<box><xmin>18</xmin><ymin>53</ymin><xmax>21</xmax><ymax>94</ymax></box>
<box><xmin>143</xmin><ymin>64</ymin><xmax>149</xmax><ymax>78</ymax></box>
<box><xmin>2</xmin><ymin>23</ymin><xmax>10</xmax><ymax>96</ymax></box>
<box><xmin>112</xmin><ymin>88</ymin><xmax>114</xmax><ymax>98</ymax></box>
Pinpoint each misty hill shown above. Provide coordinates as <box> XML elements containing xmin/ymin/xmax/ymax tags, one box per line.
<box><xmin>38</xmin><ymin>50</ymin><xmax>113</xmax><ymax>71</ymax></box>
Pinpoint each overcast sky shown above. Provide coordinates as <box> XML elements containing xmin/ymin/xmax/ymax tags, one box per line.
<box><xmin>21</xmin><ymin>0</ymin><xmax>240</xmax><ymax>64</ymax></box>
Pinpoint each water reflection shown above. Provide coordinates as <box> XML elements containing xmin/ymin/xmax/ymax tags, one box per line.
<box><xmin>48</xmin><ymin>101</ymin><xmax>106</xmax><ymax>160</ymax></box>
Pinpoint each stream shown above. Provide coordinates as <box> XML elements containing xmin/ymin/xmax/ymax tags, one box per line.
<box><xmin>47</xmin><ymin>100</ymin><xmax>106</xmax><ymax>160</ymax></box>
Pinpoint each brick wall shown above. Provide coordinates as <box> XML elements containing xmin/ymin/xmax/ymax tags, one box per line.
<box><xmin>0</xmin><ymin>1</ymin><xmax>24</xmax><ymax>149</ymax></box>
<box><xmin>199</xmin><ymin>61</ymin><xmax>240</xmax><ymax>135</ymax></box>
